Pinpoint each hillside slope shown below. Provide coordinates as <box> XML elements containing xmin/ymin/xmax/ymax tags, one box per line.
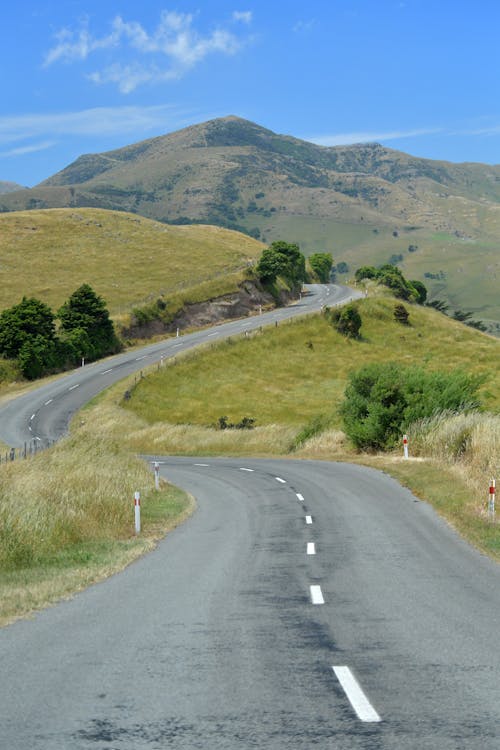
<box><xmin>2</xmin><ymin>116</ymin><xmax>500</xmax><ymax>328</ymax></box>
<box><xmin>0</xmin><ymin>207</ymin><xmax>264</xmax><ymax>316</ymax></box>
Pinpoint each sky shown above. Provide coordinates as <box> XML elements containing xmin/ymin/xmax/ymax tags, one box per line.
<box><xmin>2</xmin><ymin>0</ymin><xmax>500</xmax><ymax>187</ymax></box>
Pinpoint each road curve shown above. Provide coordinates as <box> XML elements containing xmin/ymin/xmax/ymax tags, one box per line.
<box><xmin>0</xmin><ymin>457</ymin><xmax>498</xmax><ymax>749</ymax></box>
<box><xmin>0</xmin><ymin>283</ymin><xmax>360</xmax><ymax>448</ymax></box>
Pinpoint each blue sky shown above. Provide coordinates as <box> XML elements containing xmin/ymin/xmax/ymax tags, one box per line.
<box><xmin>2</xmin><ymin>1</ymin><xmax>500</xmax><ymax>186</ymax></box>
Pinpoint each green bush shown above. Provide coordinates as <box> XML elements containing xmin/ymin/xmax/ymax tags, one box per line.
<box><xmin>325</xmin><ymin>303</ymin><xmax>362</xmax><ymax>338</ymax></box>
<box><xmin>341</xmin><ymin>362</ymin><xmax>484</xmax><ymax>451</ymax></box>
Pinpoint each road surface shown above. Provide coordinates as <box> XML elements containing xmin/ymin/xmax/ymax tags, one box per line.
<box><xmin>0</xmin><ymin>457</ymin><xmax>499</xmax><ymax>748</ymax></box>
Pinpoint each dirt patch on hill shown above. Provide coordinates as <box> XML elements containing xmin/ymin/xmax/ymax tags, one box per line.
<box><xmin>122</xmin><ymin>281</ymin><xmax>295</xmax><ymax>340</ymax></box>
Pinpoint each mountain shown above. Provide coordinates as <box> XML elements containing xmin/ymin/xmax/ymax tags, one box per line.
<box><xmin>0</xmin><ymin>181</ymin><xmax>25</xmax><ymax>194</ymax></box>
<box><xmin>2</xmin><ymin>116</ymin><xmax>500</xmax><ymax>330</ymax></box>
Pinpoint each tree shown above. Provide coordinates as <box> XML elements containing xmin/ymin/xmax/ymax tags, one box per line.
<box><xmin>256</xmin><ymin>241</ymin><xmax>306</xmax><ymax>287</ymax></box>
<box><xmin>409</xmin><ymin>280</ymin><xmax>427</xmax><ymax>304</ymax></box>
<box><xmin>0</xmin><ymin>297</ymin><xmax>57</xmax><ymax>359</ymax></box>
<box><xmin>58</xmin><ymin>284</ymin><xmax>120</xmax><ymax>362</ymax></box>
<box><xmin>355</xmin><ymin>265</ymin><xmax>378</xmax><ymax>282</ymax></box>
<box><xmin>309</xmin><ymin>252</ymin><xmax>333</xmax><ymax>282</ymax></box>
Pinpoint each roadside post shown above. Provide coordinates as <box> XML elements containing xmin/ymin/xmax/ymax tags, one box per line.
<box><xmin>403</xmin><ymin>434</ymin><xmax>409</xmax><ymax>460</ymax></box>
<box><xmin>488</xmin><ymin>479</ymin><xmax>496</xmax><ymax>519</ymax></box>
<box><xmin>153</xmin><ymin>461</ymin><xmax>160</xmax><ymax>490</ymax></box>
<box><xmin>134</xmin><ymin>491</ymin><xmax>141</xmax><ymax>534</ymax></box>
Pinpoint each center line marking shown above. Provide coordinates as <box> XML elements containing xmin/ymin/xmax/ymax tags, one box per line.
<box><xmin>275</xmin><ymin>477</ymin><xmax>286</xmax><ymax>483</ymax></box>
<box><xmin>307</xmin><ymin>542</ymin><xmax>316</xmax><ymax>555</ymax></box>
<box><xmin>332</xmin><ymin>666</ymin><xmax>381</xmax><ymax>723</ymax></box>
<box><xmin>305</xmin><ymin>515</ymin><xmax>313</xmax><ymax>524</ymax></box>
<box><xmin>239</xmin><ymin>468</ymin><xmax>254</xmax><ymax>472</ymax></box>
<box><xmin>310</xmin><ymin>585</ymin><xmax>324</xmax><ymax>604</ymax></box>
<box><xmin>296</xmin><ymin>493</ymin><xmax>304</xmax><ymax>501</ymax></box>
<box><xmin>68</xmin><ymin>384</ymin><xmax>79</xmax><ymax>390</ymax></box>
<box><xmin>194</xmin><ymin>463</ymin><xmax>210</xmax><ymax>467</ymax></box>
<box><xmin>44</xmin><ymin>399</ymin><xmax>53</xmax><ymax>406</ymax></box>
<box><xmin>101</xmin><ymin>369</ymin><xmax>113</xmax><ymax>374</ymax></box>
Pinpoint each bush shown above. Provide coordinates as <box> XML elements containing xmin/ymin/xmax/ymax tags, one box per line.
<box><xmin>394</xmin><ymin>303</ymin><xmax>410</xmax><ymax>325</ymax></box>
<box><xmin>326</xmin><ymin>303</ymin><xmax>362</xmax><ymax>338</ymax></box>
<box><xmin>341</xmin><ymin>362</ymin><xmax>484</xmax><ymax>451</ymax></box>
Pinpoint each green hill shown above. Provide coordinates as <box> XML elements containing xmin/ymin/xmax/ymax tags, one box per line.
<box><xmin>0</xmin><ymin>207</ymin><xmax>264</xmax><ymax>319</ymax></box>
<box><xmin>2</xmin><ymin>116</ymin><xmax>500</xmax><ymax>330</ymax></box>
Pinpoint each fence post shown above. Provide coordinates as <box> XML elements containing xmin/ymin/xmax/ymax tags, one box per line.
<box><xmin>134</xmin><ymin>491</ymin><xmax>141</xmax><ymax>534</ymax></box>
<box><xmin>153</xmin><ymin>462</ymin><xmax>160</xmax><ymax>491</ymax></box>
<box><xmin>488</xmin><ymin>478</ymin><xmax>496</xmax><ymax>519</ymax></box>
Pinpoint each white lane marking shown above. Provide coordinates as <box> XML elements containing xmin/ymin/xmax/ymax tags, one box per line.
<box><xmin>30</xmin><ymin>414</ymin><xmax>35</xmax><ymax>421</ymax></box>
<box><xmin>332</xmin><ymin>666</ymin><xmax>381</xmax><ymax>723</ymax></box>
<box><xmin>310</xmin><ymin>585</ymin><xmax>324</xmax><ymax>604</ymax></box>
<box><xmin>101</xmin><ymin>368</ymin><xmax>113</xmax><ymax>374</ymax></box>
<box><xmin>239</xmin><ymin>468</ymin><xmax>254</xmax><ymax>472</ymax></box>
<box><xmin>135</xmin><ymin>355</ymin><xmax>147</xmax><ymax>361</ymax></box>
<box><xmin>173</xmin><ymin>343</ymin><xmax>182</xmax><ymax>347</ymax></box>
<box><xmin>275</xmin><ymin>477</ymin><xmax>286</xmax><ymax>483</ymax></box>
<box><xmin>68</xmin><ymin>384</ymin><xmax>80</xmax><ymax>391</ymax></box>
<box><xmin>207</xmin><ymin>333</ymin><xmax>218</xmax><ymax>337</ymax></box>
<box><xmin>296</xmin><ymin>493</ymin><xmax>304</xmax><ymax>502</ymax></box>
<box><xmin>307</xmin><ymin>542</ymin><xmax>316</xmax><ymax>555</ymax></box>
<box><xmin>305</xmin><ymin>515</ymin><xmax>313</xmax><ymax>524</ymax></box>
<box><xmin>194</xmin><ymin>463</ymin><xmax>210</xmax><ymax>467</ymax></box>
<box><xmin>44</xmin><ymin>399</ymin><xmax>53</xmax><ymax>406</ymax></box>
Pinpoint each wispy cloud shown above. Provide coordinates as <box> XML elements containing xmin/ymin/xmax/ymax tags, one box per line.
<box><xmin>308</xmin><ymin>127</ymin><xmax>443</xmax><ymax>147</ymax></box>
<box><xmin>0</xmin><ymin>105</ymin><xmax>195</xmax><ymax>147</ymax></box>
<box><xmin>293</xmin><ymin>19</ymin><xmax>316</xmax><ymax>33</ymax></box>
<box><xmin>43</xmin><ymin>11</ymin><xmax>252</xmax><ymax>92</ymax></box>
<box><xmin>0</xmin><ymin>141</ymin><xmax>56</xmax><ymax>158</ymax></box>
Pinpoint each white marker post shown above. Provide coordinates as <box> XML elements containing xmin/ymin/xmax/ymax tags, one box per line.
<box><xmin>176</xmin><ymin>327</ymin><xmax>180</xmax><ymax>338</ymax></box>
<box><xmin>488</xmin><ymin>478</ymin><xmax>496</xmax><ymax>519</ymax></box>
<box><xmin>134</xmin><ymin>491</ymin><xmax>141</xmax><ymax>534</ymax></box>
<box><xmin>403</xmin><ymin>434</ymin><xmax>409</xmax><ymax>460</ymax></box>
<box><xmin>154</xmin><ymin>461</ymin><xmax>160</xmax><ymax>491</ymax></box>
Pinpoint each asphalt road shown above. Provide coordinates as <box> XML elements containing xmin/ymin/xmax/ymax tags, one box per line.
<box><xmin>0</xmin><ymin>283</ymin><xmax>359</xmax><ymax>448</ymax></box>
<box><xmin>1</xmin><ymin>457</ymin><xmax>499</xmax><ymax>749</ymax></box>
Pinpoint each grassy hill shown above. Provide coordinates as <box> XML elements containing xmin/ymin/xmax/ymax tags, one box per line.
<box><xmin>123</xmin><ymin>296</ymin><xmax>500</xmax><ymax>439</ymax></box>
<box><xmin>0</xmin><ymin>207</ymin><xmax>264</xmax><ymax>319</ymax></box>
<box><xmin>2</xmin><ymin>116</ymin><xmax>500</xmax><ymax>330</ymax></box>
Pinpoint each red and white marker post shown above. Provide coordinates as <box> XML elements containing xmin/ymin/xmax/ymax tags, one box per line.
<box><xmin>403</xmin><ymin>434</ymin><xmax>409</xmax><ymax>460</ymax></box>
<box><xmin>134</xmin><ymin>491</ymin><xmax>141</xmax><ymax>534</ymax></box>
<box><xmin>153</xmin><ymin>461</ymin><xmax>160</xmax><ymax>491</ymax></box>
<box><xmin>488</xmin><ymin>478</ymin><xmax>496</xmax><ymax>519</ymax></box>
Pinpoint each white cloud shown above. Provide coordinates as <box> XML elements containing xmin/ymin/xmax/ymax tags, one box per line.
<box><xmin>293</xmin><ymin>19</ymin><xmax>315</xmax><ymax>33</ymax></box>
<box><xmin>43</xmin><ymin>11</ymin><xmax>249</xmax><ymax>91</ymax></box>
<box><xmin>233</xmin><ymin>11</ymin><xmax>253</xmax><ymax>24</ymax></box>
<box><xmin>0</xmin><ymin>141</ymin><xmax>56</xmax><ymax>158</ymax></box>
<box><xmin>0</xmin><ymin>105</ymin><xmax>193</xmax><ymax>147</ymax></box>
<box><xmin>308</xmin><ymin>127</ymin><xmax>443</xmax><ymax>147</ymax></box>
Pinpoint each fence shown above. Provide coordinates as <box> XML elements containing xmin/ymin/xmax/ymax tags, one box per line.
<box><xmin>0</xmin><ymin>438</ymin><xmax>53</xmax><ymax>465</ymax></box>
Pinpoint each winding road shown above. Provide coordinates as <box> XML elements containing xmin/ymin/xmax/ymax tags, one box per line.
<box><xmin>1</xmin><ymin>284</ymin><xmax>499</xmax><ymax>748</ymax></box>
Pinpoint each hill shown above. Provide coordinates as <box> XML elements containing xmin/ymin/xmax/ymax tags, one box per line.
<box><xmin>0</xmin><ymin>207</ymin><xmax>264</xmax><ymax>318</ymax></box>
<box><xmin>1</xmin><ymin>116</ymin><xmax>500</xmax><ymax>329</ymax></box>
<box><xmin>0</xmin><ymin>181</ymin><xmax>24</xmax><ymax>194</ymax></box>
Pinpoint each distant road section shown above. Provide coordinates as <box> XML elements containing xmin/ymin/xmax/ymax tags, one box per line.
<box><xmin>0</xmin><ymin>283</ymin><xmax>360</xmax><ymax>448</ymax></box>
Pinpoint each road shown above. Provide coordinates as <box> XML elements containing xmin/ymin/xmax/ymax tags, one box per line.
<box><xmin>1</xmin><ymin>457</ymin><xmax>499</xmax><ymax>748</ymax></box>
<box><xmin>0</xmin><ymin>283</ymin><xmax>359</xmax><ymax>448</ymax></box>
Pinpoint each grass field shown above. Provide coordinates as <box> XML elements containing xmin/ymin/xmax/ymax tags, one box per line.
<box><xmin>124</xmin><ymin>296</ymin><xmax>500</xmax><ymax>430</ymax></box>
<box><xmin>0</xmin><ymin>208</ymin><xmax>264</xmax><ymax>317</ymax></box>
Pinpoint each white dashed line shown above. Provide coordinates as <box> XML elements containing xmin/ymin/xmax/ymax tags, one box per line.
<box><xmin>194</xmin><ymin>463</ymin><xmax>210</xmax><ymax>467</ymax></box>
<box><xmin>239</xmin><ymin>468</ymin><xmax>254</xmax><ymax>472</ymax></box>
<box><xmin>135</xmin><ymin>356</ymin><xmax>147</xmax><ymax>361</ymax></box>
<box><xmin>207</xmin><ymin>333</ymin><xmax>218</xmax><ymax>337</ymax></box>
<box><xmin>68</xmin><ymin>384</ymin><xmax>79</xmax><ymax>391</ymax></box>
<box><xmin>173</xmin><ymin>343</ymin><xmax>182</xmax><ymax>347</ymax></box>
<box><xmin>307</xmin><ymin>542</ymin><xmax>316</xmax><ymax>555</ymax></box>
<box><xmin>310</xmin><ymin>585</ymin><xmax>324</xmax><ymax>604</ymax></box>
<box><xmin>44</xmin><ymin>399</ymin><xmax>53</xmax><ymax>406</ymax></box>
<box><xmin>275</xmin><ymin>477</ymin><xmax>286</xmax><ymax>484</ymax></box>
<box><xmin>305</xmin><ymin>515</ymin><xmax>313</xmax><ymax>524</ymax></box>
<box><xmin>296</xmin><ymin>493</ymin><xmax>304</xmax><ymax>502</ymax></box>
<box><xmin>332</xmin><ymin>666</ymin><xmax>381</xmax><ymax>723</ymax></box>
<box><xmin>101</xmin><ymin>369</ymin><xmax>113</xmax><ymax>374</ymax></box>
<box><xmin>30</xmin><ymin>414</ymin><xmax>35</xmax><ymax>421</ymax></box>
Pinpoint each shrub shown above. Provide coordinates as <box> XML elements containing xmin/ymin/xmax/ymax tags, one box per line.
<box><xmin>341</xmin><ymin>362</ymin><xmax>484</xmax><ymax>451</ymax></box>
<box><xmin>326</xmin><ymin>303</ymin><xmax>362</xmax><ymax>338</ymax></box>
<box><xmin>394</xmin><ymin>303</ymin><xmax>410</xmax><ymax>325</ymax></box>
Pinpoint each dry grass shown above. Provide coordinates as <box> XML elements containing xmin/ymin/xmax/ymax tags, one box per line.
<box><xmin>0</xmin><ymin>208</ymin><xmax>263</xmax><ymax>316</ymax></box>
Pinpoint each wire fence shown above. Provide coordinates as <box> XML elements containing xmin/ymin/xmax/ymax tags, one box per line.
<box><xmin>0</xmin><ymin>439</ymin><xmax>54</xmax><ymax>466</ymax></box>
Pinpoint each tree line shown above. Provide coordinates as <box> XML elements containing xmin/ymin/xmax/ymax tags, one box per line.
<box><xmin>0</xmin><ymin>284</ymin><xmax>121</xmax><ymax>380</ymax></box>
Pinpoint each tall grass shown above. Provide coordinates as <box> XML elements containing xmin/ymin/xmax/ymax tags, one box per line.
<box><xmin>407</xmin><ymin>411</ymin><xmax>500</xmax><ymax>511</ymax></box>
